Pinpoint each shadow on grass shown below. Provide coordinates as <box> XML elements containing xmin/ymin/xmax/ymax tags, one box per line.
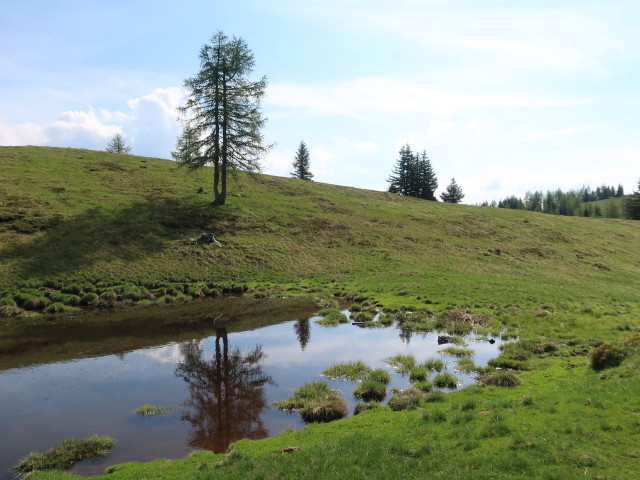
<box><xmin>0</xmin><ymin>196</ymin><xmax>237</xmax><ymax>280</ymax></box>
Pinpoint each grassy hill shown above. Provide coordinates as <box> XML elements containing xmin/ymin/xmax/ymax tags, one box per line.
<box><xmin>1</xmin><ymin>146</ymin><xmax>638</xmax><ymax>315</ymax></box>
<box><xmin>2</xmin><ymin>146</ymin><xmax>640</xmax><ymax>479</ymax></box>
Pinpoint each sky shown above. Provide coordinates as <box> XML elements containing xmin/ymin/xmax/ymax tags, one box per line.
<box><xmin>1</xmin><ymin>0</ymin><xmax>639</xmax><ymax>204</ymax></box>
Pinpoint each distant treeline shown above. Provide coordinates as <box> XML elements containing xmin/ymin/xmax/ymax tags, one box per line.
<box><xmin>480</xmin><ymin>184</ymin><xmax>628</xmax><ymax>218</ymax></box>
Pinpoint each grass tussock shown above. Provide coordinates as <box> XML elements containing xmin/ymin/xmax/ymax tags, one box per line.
<box><xmin>439</xmin><ymin>346</ymin><xmax>475</xmax><ymax>357</ymax></box>
<box><xmin>12</xmin><ymin>435</ymin><xmax>114</xmax><ymax>476</ymax></box>
<box><xmin>272</xmin><ymin>381</ymin><xmax>347</xmax><ymax>423</ymax></box>
<box><xmin>315</xmin><ymin>309</ymin><xmax>349</xmax><ymax>326</ymax></box>
<box><xmin>433</xmin><ymin>372</ymin><xmax>459</xmax><ymax>389</ymax></box>
<box><xmin>353</xmin><ymin>380</ymin><xmax>387</xmax><ymax>402</ymax></box>
<box><xmin>135</xmin><ymin>404</ymin><xmax>172</xmax><ymax>416</ymax></box>
<box><xmin>386</xmin><ymin>354</ymin><xmax>416</xmax><ymax>375</ymax></box>
<box><xmin>478</xmin><ymin>370</ymin><xmax>523</xmax><ymax>387</ymax></box>
<box><xmin>322</xmin><ymin>361</ymin><xmax>372</xmax><ymax>380</ymax></box>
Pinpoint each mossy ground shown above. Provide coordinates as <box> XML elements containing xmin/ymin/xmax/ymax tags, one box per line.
<box><xmin>1</xmin><ymin>147</ymin><xmax>640</xmax><ymax>479</ymax></box>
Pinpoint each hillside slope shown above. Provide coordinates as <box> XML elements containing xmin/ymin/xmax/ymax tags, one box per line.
<box><xmin>1</xmin><ymin>146</ymin><xmax>639</xmax><ymax>313</ymax></box>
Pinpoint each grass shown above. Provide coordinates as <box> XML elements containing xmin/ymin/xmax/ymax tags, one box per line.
<box><xmin>272</xmin><ymin>381</ymin><xmax>348</xmax><ymax>423</ymax></box>
<box><xmin>135</xmin><ymin>404</ymin><xmax>172</xmax><ymax>416</ymax></box>
<box><xmin>12</xmin><ymin>435</ymin><xmax>114</xmax><ymax>476</ymax></box>
<box><xmin>352</xmin><ymin>380</ymin><xmax>387</xmax><ymax>402</ymax></box>
<box><xmin>1</xmin><ymin>147</ymin><xmax>640</xmax><ymax>479</ymax></box>
<box><xmin>315</xmin><ymin>309</ymin><xmax>349</xmax><ymax>326</ymax></box>
<box><xmin>322</xmin><ymin>361</ymin><xmax>372</xmax><ymax>381</ymax></box>
<box><xmin>386</xmin><ymin>354</ymin><xmax>416</xmax><ymax>375</ymax></box>
<box><xmin>438</xmin><ymin>346</ymin><xmax>476</xmax><ymax>357</ymax></box>
<box><xmin>433</xmin><ymin>372</ymin><xmax>459</xmax><ymax>389</ymax></box>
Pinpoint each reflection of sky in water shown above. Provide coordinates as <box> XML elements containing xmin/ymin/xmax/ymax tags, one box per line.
<box><xmin>0</xmin><ymin>314</ymin><xmax>504</xmax><ymax>480</ymax></box>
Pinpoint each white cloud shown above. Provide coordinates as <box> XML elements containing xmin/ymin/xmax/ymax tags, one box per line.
<box><xmin>0</xmin><ymin>87</ymin><xmax>184</xmax><ymax>158</ymax></box>
<box><xmin>267</xmin><ymin>78</ymin><xmax>588</xmax><ymax>119</ymax></box>
<box><xmin>354</xmin><ymin>141</ymin><xmax>376</xmax><ymax>151</ymax></box>
<box><xmin>263</xmin><ymin>149</ymin><xmax>294</xmax><ymax>177</ymax></box>
<box><xmin>427</xmin><ymin>122</ymin><xmax>454</xmax><ymax>139</ymax></box>
<box><xmin>311</xmin><ymin>145</ymin><xmax>337</xmax><ymax>179</ymax></box>
<box><xmin>514</xmin><ymin>124</ymin><xmax>601</xmax><ymax>143</ymax></box>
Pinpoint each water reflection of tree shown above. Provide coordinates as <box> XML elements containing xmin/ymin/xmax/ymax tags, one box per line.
<box><xmin>175</xmin><ymin>328</ymin><xmax>275</xmax><ymax>452</ymax></box>
<box><xmin>293</xmin><ymin>318</ymin><xmax>311</xmax><ymax>350</ymax></box>
<box><xmin>399</xmin><ymin>327</ymin><xmax>412</xmax><ymax>344</ymax></box>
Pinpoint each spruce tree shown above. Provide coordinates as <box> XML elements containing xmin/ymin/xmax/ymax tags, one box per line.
<box><xmin>625</xmin><ymin>179</ymin><xmax>640</xmax><ymax>220</ymax></box>
<box><xmin>387</xmin><ymin>145</ymin><xmax>414</xmax><ymax>196</ymax></box>
<box><xmin>291</xmin><ymin>141</ymin><xmax>314</xmax><ymax>180</ymax></box>
<box><xmin>440</xmin><ymin>178</ymin><xmax>465</xmax><ymax>203</ymax></box>
<box><xmin>416</xmin><ymin>150</ymin><xmax>438</xmax><ymax>201</ymax></box>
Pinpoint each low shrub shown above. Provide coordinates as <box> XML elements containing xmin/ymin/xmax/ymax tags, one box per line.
<box><xmin>353</xmin><ymin>380</ymin><xmax>387</xmax><ymax>402</ymax></box>
<box><xmin>433</xmin><ymin>373</ymin><xmax>459</xmax><ymax>389</ymax></box>
<box><xmin>590</xmin><ymin>342</ymin><xmax>628</xmax><ymax>370</ymax></box>
<box><xmin>479</xmin><ymin>370</ymin><xmax>523</xmax><ymax>387</ymax></box>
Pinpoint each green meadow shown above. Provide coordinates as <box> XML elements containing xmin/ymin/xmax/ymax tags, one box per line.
<box><xmin>1</xmin><ymin>146</ymin><xmax>639</xmax><ymax>479</ymax></box>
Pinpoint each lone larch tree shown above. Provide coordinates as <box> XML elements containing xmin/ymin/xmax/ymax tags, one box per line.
<box><xmin>105</xmin><ymin>134</ymin><xmax>131</xmax><ymax>154</ymax></box>
<box><xmin>291</xmin><ymin>141</ymin><xmax>313</xmax><ymax>180</ymax></box>
<box><xmin>173</xmin><ymin>31</ymin><xmax>269</xmax><ymax>205</ymax></box>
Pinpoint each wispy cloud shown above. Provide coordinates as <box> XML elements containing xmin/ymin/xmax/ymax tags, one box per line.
<box><xmin>514</xmin><ymin>124</ymin><xmax>601</xmax><ymax>143</ymax></box>
<box><xmin>266</xmin><ymin>78</ymin><xmax>588</xmax><ymax>118</ymax></box>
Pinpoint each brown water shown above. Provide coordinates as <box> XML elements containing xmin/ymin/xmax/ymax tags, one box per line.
<box><xmin>0</xmin><ymin>297</ymin><xmax>503</xmax><ymax>479</ymax></box>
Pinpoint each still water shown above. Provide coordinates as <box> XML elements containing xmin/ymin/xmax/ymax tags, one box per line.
<box><xmin>0</xmin><ymin>297</ymin><xmax>502</xmax><ymax>478</ymax></box>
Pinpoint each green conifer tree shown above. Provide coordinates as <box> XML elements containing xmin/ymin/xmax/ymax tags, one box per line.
<box><xmin>291</xmin><ymin>141</ymin><xmax>314</xmax><ymax>180</ymax></box>
<box><xmin>440</xmin><ymin>178</ymin><xmax>465</xmax><ymax>203</ymax></box>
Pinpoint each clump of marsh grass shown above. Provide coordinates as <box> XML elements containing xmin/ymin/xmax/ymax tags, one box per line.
<box><xmin>353</xmin><ymin>380</ymin><xmax>387</xmax><ymax>402</ymax></box>
<box><xmin>135</xmin><ymin>404</ymin><xmax>172</xmax><ymax>416</ymax></box>
<box><xmin>412</xmin><ymin>381</ymin><xmax>433</xmax><ymax>392</ymax></box>
<box><xmin>387</xmin><ymin>387</ymin><xmax>425</xmax><ymax>411</ymax></box>
<box><xmin>433</xmin><ymin>372</ymin><xmax>459</xmax><ymax>389</ymax></box>
<box><xmin>366</xmin><ymin>368</ymin><xmax>391</xmax><ymax>385</ymax></box>
<box><xmin>439</xmin><ymin>346</ymin><xmax>475</xmax><ymax>358</ymax></box>
<box><xmin>423</xmin><ymin>358</ymin><xmax>446</xmax><ymax>372</ymax></box>
<box><xmin>455</xmin><ymin>358</ymin><xmax>478</xmax><ymax>373</ymax></box>
<box><xmin>354</xmin><ymin>401</ymin><xmax>384</xmax><ymax>415</ymax></box>
<box><xmin>409</xmin><ymin>366</ymin><xmax>429</xmax><ymax>382</ymax></box>
<box><xmin>12</xmin><ymin>435</ymin><xmax>114</xmax><ymax>476</ymax></box>
<box><xmin>315</xmin><ymin>308</ymin><xmax>348</xmax><ymax>326</ymax></box>
<box><xmin>478</xmin><ymin>370</ymin><xmax>523</xmax><ymax>387</ymax></box>
<box><xmin>322</xmin><ymin>361</ymin><xmax>372</xmax><ymax>380</ymax></box>
<box><xmin>273</xmin><ymin>381</ymin><xmax>347</xmax><ymax>423</ymax></box>
<box><xmin>386</xmin><ymin>354</ymin><xmax>417</xmax><ymax>375</ymax></box>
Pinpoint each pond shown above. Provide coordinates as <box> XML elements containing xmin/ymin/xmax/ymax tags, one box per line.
<box><xmin>0</xmin><ymin>297</ymin><xmax>504</xmax><ymax>479</ymax></box>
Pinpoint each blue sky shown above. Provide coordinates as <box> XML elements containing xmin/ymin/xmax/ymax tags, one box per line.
<box><xmin>1</xmin><ymin>0</ymin><xmax>638</xmax><ymax>203</ymax></box>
